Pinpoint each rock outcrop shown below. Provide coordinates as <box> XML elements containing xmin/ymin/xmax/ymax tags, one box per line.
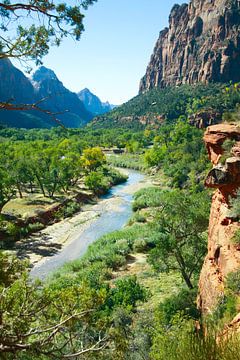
<box><xmin>139</xmin><ymin>0</ymin><xmax>240</xmax><ymax>93</ymax></box>
<box><xmin>198</xmin><ymin>124</ymin><xmax>240</xmax><ymax>316</ymax></box>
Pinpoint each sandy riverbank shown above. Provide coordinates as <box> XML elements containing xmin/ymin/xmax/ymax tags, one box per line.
<box><xmin>11</xmin><ymin>169</ymin><xmax>153</xmax><ymax>268</ymax></box>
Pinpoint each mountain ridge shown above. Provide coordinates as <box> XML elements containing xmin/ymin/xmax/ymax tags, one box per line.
<box><xmin>78</xmin><ymin>88</ymin><xmax>115</xmax><ymax>116</ymax></box>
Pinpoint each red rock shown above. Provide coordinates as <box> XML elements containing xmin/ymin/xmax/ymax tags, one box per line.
<box><xmin>198</xmin><ymin>126</ymin><xmax>240</xmax><ymax>318</ymax></box>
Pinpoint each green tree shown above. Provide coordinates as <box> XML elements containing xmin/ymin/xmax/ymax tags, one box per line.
<box><xmin>148</xmin><ymin>190</ymin><xmax>210</xmax><ymax>289</ymax></box>
<box><xmin>81</xmin><ymin>147</ymin><xmax>106</xmax><ymax>172</ymax></box>
<box><xmin>0</xmin><ymin>0</ymin><xmax>97</xmax><ymax>64</ymax></box>
<box><xmin>0</xmin><ymin>168</ymin><xmax>15</xmax><ymax>213</ymax></box>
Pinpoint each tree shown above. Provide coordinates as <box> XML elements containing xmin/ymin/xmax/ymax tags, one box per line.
<box><xmin>81</xmin><ymin>147</ymin><xmax>106</xmax><ymax>172</ymax></box>
<box><xmin>0</xmin><ymin>168</ymin><xmax>15</xmax><ymax>214</ymax></box>
<box><xmin>148</xmin><ymin>190</ymin><xmax>210</xmax><ymax>289</ymax></box>
<box><xmin>0</xmin><ymin>0</ymin><xmax>97</xmax><ymax>64</ymax></box>
<box><xmin>0</xmin><ymin>252</ymin><xmax>109</xmax><ymax>359</ymax></box>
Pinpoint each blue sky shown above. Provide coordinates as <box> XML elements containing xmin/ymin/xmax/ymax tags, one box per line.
<box><xmin>24</xmin><ymin>0</ymin><xmax>186</xmax><ymax>105</ymax></box>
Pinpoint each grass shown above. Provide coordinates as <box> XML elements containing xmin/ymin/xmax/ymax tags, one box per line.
<box><xmin>113</xmin><ymin>253</ymin><xmax>182</xmax><ymax>310</ymax></box>
<box><xmin>108</xmin><ymin>154</ymin><xmax>146</xmax><ymax>171</ymax></box>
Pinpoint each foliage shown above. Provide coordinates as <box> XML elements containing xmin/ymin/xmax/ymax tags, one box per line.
<box><xmin>94</xmin><ymin>82</ymin><xmax>240</xmax><ymax>129</ymax></box>
<box><xmin>146</xmin><ymin>189</ymin><xmax>210</xmax><ymax>289</ymax></box>
<box><xmin>226</xmin><ymin>270</ymin><xmax>240</xmax><ymax>294</ymax></box>
<box><xmin>231</xmin><ymin>229</ymin><xmax>240</xmax><ymax>245</ymax></box>
<box><xmin>0</xmin><ymin>0</ymin><xmax>97</xmax><ymax>64</ymax></box>
<box><xmin>229</xmin><ymin>190</ymin><xmax>240</xmax><ymax>219</ymax></box>
<box><xmin>144</xmin><ymin>120</ymin><xmax>209</xmax><ymax>189</ymax></box>
<box><xmin>150</xmin><ymin>315</ymin><xmax>240</xmax><ymax>360</ymax></box>
<box><xmin>157</xmin><ymin>288</ymin><xmax>200</xmax><ymax>325</ymax></box>
<box><xmin>81</xmin><ymin>147</ymin><xmax>106</xmax><ymax>172</ymax></box>
<box><xmin>0</xmin><ymin>251</ymin><xmax>147</xmax><ymax>359</ymax></box>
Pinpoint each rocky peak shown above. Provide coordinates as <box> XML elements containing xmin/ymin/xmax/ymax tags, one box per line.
<box><xmin>198</xmin><ymin>123</ymin><xmax>240</xmax><ymax>318</ymax></box>
<box><xmin>32</xmin><ymin>66</ymin><xmax>58</xmax><ymax>83</ymax></box>
<box><xmin>78</xmin><ymin>88</ymin><xmax>115</xmax><ymax>116</ymax></box>
<box><xmin>140</xmin><ymin>0</ymin><xmax>240</xmax><ymax>93</ymax></box>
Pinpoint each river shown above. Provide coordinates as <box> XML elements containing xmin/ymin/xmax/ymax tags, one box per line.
<box><xmin>31</xmin><ymin>169</ymin><xmax>150</xmax><ymax>279</ymax></box>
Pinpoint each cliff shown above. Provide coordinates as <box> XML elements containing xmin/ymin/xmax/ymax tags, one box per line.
<box><xmin>198</xmin><ymin>124</ymin><xmax>240</xmax><ymax>320</ymax></box>
<box><xmin>139</xmin><ymin>0</ymin><xmax>240</xmax><ymax>93</ymax></box>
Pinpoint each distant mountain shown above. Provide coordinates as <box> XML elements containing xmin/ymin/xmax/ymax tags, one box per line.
<box><xmin>0</xmin><ymin>59</ymin><xmax>49</xmax><ymax>128</ymax></box>
<box><xmin>31</xmin><ymin>67</ymin><xmax>93</xmax><ymax>128</ymax></box>
<box><xmin>0</xmin><ymin>61</ymin><xmax>93</xmax><ymax>128</ymax></box>
<box><xmin>78</xmin><ymin>88</ymin><xmax>115</xmax><ymax>116</ymax></box>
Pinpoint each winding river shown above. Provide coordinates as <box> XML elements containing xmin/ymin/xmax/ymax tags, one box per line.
<box><xmin>31</xmin><ymin>169</ymin><xmax>149</xmax><ymax>279</ymax></box>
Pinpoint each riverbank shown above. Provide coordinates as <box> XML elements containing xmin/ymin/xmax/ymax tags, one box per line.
<box><xmin>13</xmin><ymin>168</ymin><xmax>153</xmax><ymax>277</ymax></box>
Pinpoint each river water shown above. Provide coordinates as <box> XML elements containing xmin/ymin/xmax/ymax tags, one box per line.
<box><xmin>31</xmin><ymin>169</ymin><xmax>145</xmax><ymax>279</ymax></box>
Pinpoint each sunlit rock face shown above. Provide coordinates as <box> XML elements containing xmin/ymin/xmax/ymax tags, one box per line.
<box><xmin>139</xmin><ymin>0</ymin><xmax>240</xmax><ymax>93</ymax></box>
<box><xmin>198</xmin><ymin>124</ymin><xmax>240</xmax><ymax>320</ymax></box>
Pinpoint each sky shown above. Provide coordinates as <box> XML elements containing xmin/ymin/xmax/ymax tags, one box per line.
<box><xmin>21</xmin><ymin>0</ymin><xmax>186</xmax><ymax>105</ymax></box>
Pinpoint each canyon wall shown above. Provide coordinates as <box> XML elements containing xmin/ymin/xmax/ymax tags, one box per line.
<box><xmin>198</xmin><ymin>124</ymin><xmax>240</xmax><ymax>324</ymax></box>
<box><xmin>140</xmin><ymin>0</ymin><xmax>240</xmax><ymax>93</ymax></box>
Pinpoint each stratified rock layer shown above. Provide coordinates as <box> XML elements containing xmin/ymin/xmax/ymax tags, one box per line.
<box><xmin>198</xmin><ymin>124</ymin><xmax>240</xmax><ymax>315</ymax></box>
<box><xmin>140</xmin><ymin>0</ymin><xmax>240</xmax><ymax>93</ymax></box>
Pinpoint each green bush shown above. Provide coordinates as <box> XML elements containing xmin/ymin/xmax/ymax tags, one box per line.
<box><xmin>109</xmin><ymin>276</ymin><xmax>148</xmax><ymax>309</ymax></box>
<box><xmin>133</xmin><ymin>238</ymin><xmax>148</xmax><ymax>253</ymax></box>
<box><xmin>226</xmin><ymin>270</ymin><xmax>240</xmax><ymax>294</ymax></box>
<box><xmin>231</xmin><ymin>229</ymin><xmax>240</xmax><ymax>245</ymax></box>
<box><xmin>27</xmin><ymin>222</ymin><xmax>45</xmax><ymax>233</ymax></box>
<box><xmin>105</xmin><ymin>253</ymin><xmax>126</xmax><ymax>270</ymax></box>
<box><xmin>85</xmin><ymin>171</ymin><xmax>109</xmax><ymax>194</ymax></box>
<box><xmin>229</xmin><ymin>191</ymin><xmax>240</xmax><ymax>219</ymax></box>
<box><xmin>157</xmin><ymin>288</ymin><xmax>200</xmax><ymax>325</ymax></box>
<box><xmin>150</xmin><ymin>316</ymin><xmax>240</xmax><ymax>360</ymax></box>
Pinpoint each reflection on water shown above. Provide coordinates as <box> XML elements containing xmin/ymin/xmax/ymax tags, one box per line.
<box><xmin>31</xmin><ymin>170</ymin><xmax>144</xmax><ymax>279</ymax></box>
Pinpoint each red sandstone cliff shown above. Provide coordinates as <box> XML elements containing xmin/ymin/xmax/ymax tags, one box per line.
<box><xmin>198</xmin><ymin>124</ymin><xmax>240</xmax><ymax>317</ymax></box>
<box><xmin>139</xmin><ymin>0</ymin><xmax>240</xmax><ymax>93</ymax></box>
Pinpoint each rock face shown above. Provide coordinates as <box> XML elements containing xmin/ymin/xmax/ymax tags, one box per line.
<box><xmin>198</xmin><ymin>124</ymin><xmax>240</xmax><ymax>315</ymax></box>
<box><xmin>188</xmin><ymin>110</ymin><xmax>222</xmax><ymax>129</ymax></box>
<box><xmin>78</xmin><ymin>88</ymin><xmax>115</xmax><ymax>116</ymax></box>
<box><xmin>139</xmin><ymin>0</ymin><xmax>240</xmax><ymax>93</ymax></box>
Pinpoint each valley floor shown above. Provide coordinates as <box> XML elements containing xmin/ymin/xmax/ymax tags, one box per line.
<box><xmin>9</xmin><ymin>168</ymin><xmax>153</xmax><ymax>275</ymax></box>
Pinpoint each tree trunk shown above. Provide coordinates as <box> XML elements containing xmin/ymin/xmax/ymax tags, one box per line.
<box><xmin>16</xmin><ymin>183</ymin><xmax>23</xmax><ymax>199</ymax></box>
<box><xmin>180</xmin><ymin>269</ymin><xmax>194</xmax><ymax>289</ymax></box>
<box><xmin>35</xmin><ymin>174</ymin><xmax>46</xmax><ymax>197</ymax></box>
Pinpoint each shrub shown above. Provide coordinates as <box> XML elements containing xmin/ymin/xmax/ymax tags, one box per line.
<box><xmin>105</xmin><ymin>253</ymin><xmax>126</xmax><ymax>270</ymax></box>
<box><xmin>229</xmin><ymin>191</ymin><xmax>240</xmax><ymax>219</ymax></box>
<box><xmin>157</xmin><ymin>288</ymin><xmax>200</xmax><ymax>325</ymax></box>
<box><xmin>231</xmin><ymin>229</ymin><xmax>240</xmax><ymax>245</ymax></box>
<box><xmin>115</xmin><ymin>239</ymin><xmax>131</xmax><ymax>256</ymax></box>
<box><xmin>85</xmin><ymin>171</ymin><xmax>109</xmax><ymax>194</ymax></box>
<box><xmin>226</xmin><ymin>270</ymin><xmax>240</xmax><ymax>294</ymax></box>
<box><xmin>5</xmin><ymin>222</ymin><xmax>20</xmax><ymax>237</ymax></box>
<box><xmin>133</xmin><ymin>238</ymin><xmax>148</xmax><ymax>253</ymax></box>
<box><xmin>109</xmin><ymin>276</ymin><xmax>148</xmax><ymax>309</ymax></box>
<box><xmin>27</xmin><ymin>222</ymin><xmax>45</xmax><ymax>233</ymax></box>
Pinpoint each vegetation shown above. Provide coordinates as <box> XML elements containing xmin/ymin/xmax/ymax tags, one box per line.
<box><xmin>93</xmin><ymin>82</ymin><xmax>240</xmax><ymax>129</ymax></box>
<box><xmin>1</xmin><ymin>78</ymin><xmax>240</xmax><ymax>359</ymax></box>
<box><xmin>0</xmin><ymin>0</ymin><xmax>97</xmax><ymax>64</ymax></box>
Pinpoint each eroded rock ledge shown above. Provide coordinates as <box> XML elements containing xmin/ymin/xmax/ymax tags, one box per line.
<box><xmin>198</xmin><ymin>124</ymin><xmax>240</xmax><ymax>318</ymax></box>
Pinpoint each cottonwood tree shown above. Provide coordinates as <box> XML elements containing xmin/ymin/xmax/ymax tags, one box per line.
<box><xmin>148</xmin><ymin>189</ymin><xmax>210</xmax><ymax>289</ymax></box>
